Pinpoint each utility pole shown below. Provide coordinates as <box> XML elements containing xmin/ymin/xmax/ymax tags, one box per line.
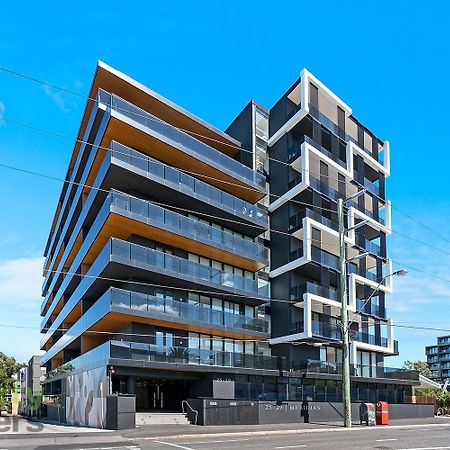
<box><xmin>338</xmin><ymin>198</ymin><xmax>352</xmax><ymax>428</ymax></box>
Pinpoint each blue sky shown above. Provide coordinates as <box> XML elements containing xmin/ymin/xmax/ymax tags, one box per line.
<box><xmin>0</xmin><ymin>1</ymin><xmax>449</xmax><ymax>365</ymax></box>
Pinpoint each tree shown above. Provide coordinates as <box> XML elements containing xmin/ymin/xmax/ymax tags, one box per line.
<box><xmin>0</xmin><ymin>352</ymin><xmax>22</xmax><ymax>416</ymax></box>
<box><xmin>403</xmin><ymin>360</ymin><xmax>432</xmax><ymax>378</ymax></box>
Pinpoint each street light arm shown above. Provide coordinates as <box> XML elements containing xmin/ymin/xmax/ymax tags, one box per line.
<box><xmin>347</xmin><ymin>275</ymin><xmax>388</xmax><ymax>329</ymax></box>
<box><xmin>347</xmin><ymin>269</ymin><xmax>408</xmax><ymax>328</ymax></box>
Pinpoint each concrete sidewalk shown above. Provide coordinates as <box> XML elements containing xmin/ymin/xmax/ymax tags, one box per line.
<box><xmin>122</xmin><ymin>416</ymin><xmax>450</xmax><ymax>440</ymax></box>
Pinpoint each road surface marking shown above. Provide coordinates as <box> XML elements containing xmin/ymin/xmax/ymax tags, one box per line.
<box><xmin>376</xmin><ymin>438</ymin><xmax>398</xmax><ymax>442</ymax></box>
<box><xmin>73</xmin><ymin>447</ymin><xmax>140</xmax><ymax>450</ymax></box>
<box><xmin>137</xmin><ymin>421</ymin><xmax>450</xmax><ymax>441</ymax></box>
<box><xmin>275</xmin><ymin>446</ymin><xmax>307</xmax><ymax>449</ymax></box>
<box><xmin>153</xmin><ymin>442</ymin><xmax>195</xmax><ymax>450</ymax></box>
<box><xmin>399</xmin><ymin>447</ymin><xmax>450</xmax><ymax>450</ymax></box>
<box><xmin>184</xmin><ymin>439</ymin><xmax>249</xmax><ymax>444</ymax></box>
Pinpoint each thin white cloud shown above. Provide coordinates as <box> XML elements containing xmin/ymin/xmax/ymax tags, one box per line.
<box><xmin>0</xmin><ymin>257</ymin><xmax>44</xmax><ymax>309</ymax></box>
<box><xmin>44</xmin><ymin>85</ymin><xmax>73</xmax><ymax>113</ymax></box>
<box><xmin>0</xmin><ymin>100</ymin><xmax>5</xmax><ymax>124</ymax></box>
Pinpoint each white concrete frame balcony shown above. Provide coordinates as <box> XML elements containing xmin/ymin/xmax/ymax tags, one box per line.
<box><xmin>268</xmin><ymin>69</ymin><xmax>390</xmax><ymax>175</ymax></box>
<box><xmin>269</xmin><ymin>290</ymin><xmax>396</xmax><ymax>356</ymax></box>
<box><xmin>270</xmin><ymin>209</ymin><xmax>393</xmax><ymax>291</ymax></box>
<box><xmin>269</xmin><ymin>139</ymin><xmax>392</xmax><ymax>234</ymax></box>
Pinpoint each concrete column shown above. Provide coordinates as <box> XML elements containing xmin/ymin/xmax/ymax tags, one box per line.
<box><xmin>127</xmin><ymin>376</ymin><xmax>136</xmax><ymax>395</ymax></box>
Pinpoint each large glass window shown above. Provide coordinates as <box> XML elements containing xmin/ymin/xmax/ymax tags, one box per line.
<box><xmin>255</xmin><ymin>110</ymin><xmax>269</xmax><ymax>141</ymax></box>
<box><xmin>256</xmin><ymin>144</ymin><xmax>268</xmax><ymax>173</ymax></box>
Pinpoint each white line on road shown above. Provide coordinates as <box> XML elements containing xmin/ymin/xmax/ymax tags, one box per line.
<box><xmin>376</xmin><ymin>438</ymin><xmax>398</xmax><ymax>442</ymax></box>
<box><xmin>183</xmin><ymin>439</ymin><xmax>250</xmax><ymax>444</ymax></box>
<box><xmin>275</xmin><ymin>446</ymin><xmax>307</xmax><ymax>449</ymax></box>
<box><xmin>153</xmin><ymin>441</ymin><xmax>195</xmax><ymax>450</ymax></box>
<box><xmin>72</xmin><ymin>447</ymin><xmax>140</xmax><ymax>450</ymax></box>
<box><xmin>398</xmin><ymin>447</ymin><xmax>450</xmax><ymax>450</ymax></box>
<box><xmin>137</xmin><ymin>421</ymin><xmax>450</xmax><ymax>442</ymax></box>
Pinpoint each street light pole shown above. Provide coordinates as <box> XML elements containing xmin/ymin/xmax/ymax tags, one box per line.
<box><xmin>338</xmin><ymin>198</ymin><xmax>352</xmax><ymax>428</ymax></box>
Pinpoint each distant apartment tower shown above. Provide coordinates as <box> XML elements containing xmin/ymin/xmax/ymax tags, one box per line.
<box><xmin>426</xmin><ymin>335</ymin><xmax>450</xmax><ymax>383</ymax></box>
<box><xmin>40</xmin><ymin>62</ymin><xmax>417</xmax><ymax>427</ymax></box>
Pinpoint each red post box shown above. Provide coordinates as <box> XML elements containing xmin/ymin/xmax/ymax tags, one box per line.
<box><xmin>376</xmin><ymin>401</ymin><xmax>389</xmax><ymax>425</ymax></box>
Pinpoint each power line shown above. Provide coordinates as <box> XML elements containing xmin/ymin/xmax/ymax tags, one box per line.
<box><xmin>1</xmin><ymin>116</ymin><xmax>370</xmax><ymax>214</ymax></box>
<box><xmin>4</xmin><ymin>150</ymin><xmax>443</xmax><ymax>273</ymax></box>
<box><xmin>39</xmin><ymin>267</ymin><xmax>296</xmax><ymax>306</ymax></box>
<box><xmin>4</xmin><ymin>63</ymin><xmax>450</xmax><ymax>247</ymax></box>
<box><xmin>0</xmin><ymin>160</ymin><xmax>383</xmax><ymax>257</ymax></box>
<box><xmin>0</xmin><ymin>65</ymin><xmax>389</xmax><ymax>196</ymax></box>
<box><xmin>6</xmin><ymin>323</ymin><xmax>270</xmax><ymax>344</ymax></box>
<box><xmin>0</xmin><ymin>162</ymin><xmax>444</xmax><ymax>299</ymax></box>
<box><xmin>0</xmin><ymin>159</ymin><xmax>436</xmax><ymax>283</ymax></box>
<box><xmin>3</xmin><ymin>320</ymin><xmax>450</xmax><ymax>336</ymax></box>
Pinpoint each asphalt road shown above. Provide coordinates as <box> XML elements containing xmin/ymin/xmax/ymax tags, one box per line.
<box><xmin>1</xmin><ymin>418</ymin><xmax>450</xmax><ymax>450</ymax></box>
<box><xmin>137</xmin><ymin>425</ymin><xmax>450</xmax><ymax>449</ymax></box>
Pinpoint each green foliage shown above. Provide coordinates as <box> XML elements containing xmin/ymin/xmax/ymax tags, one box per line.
<box><xmin>403</xmin><ymin>360</ymin><xmax>432</xmax><ymax>378</ymax></box>
<box><xmin>0</xmin><ymin>352</ymin><xmax>21</xmax><ymax>395</ymax></box>
<box><xmin>45</xmin><ymin>363</ymin><xmax>73</xmax><ymax>380</ymax></box>
<box><xmin>414</xmin><ymin>387</ymin><xmax>439</xmax><ymax>396</ymax></box>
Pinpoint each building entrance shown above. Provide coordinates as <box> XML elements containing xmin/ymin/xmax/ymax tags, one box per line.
<box><xmin>135</xmin><ymin>378</ymin><xmax>188</xmax><ymax>411</ymax></box>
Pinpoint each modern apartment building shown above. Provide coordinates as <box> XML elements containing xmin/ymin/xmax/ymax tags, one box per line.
<box><xmin>40</xmin><ymin>62</ymin><xmax>418</xmax><ymax>427</ymax></box>
<box><xmin>17</xmin><ymin>356</ymin><xmax>46</xmax><ymax>416</ymax></box>
<box><xmin>426</xmin><ymin>335</ymin><xmax>450</xmax><ymax>383</ymax></box>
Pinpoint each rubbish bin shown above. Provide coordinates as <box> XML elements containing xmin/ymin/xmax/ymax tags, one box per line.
<box><xmin>359</xmin><ymin>402</ymin><xmax>376</xmax><ymax>425</ymax></box>
<box><xmin>376</xmin><ymin>401</ymin><xmax>389</xmax><ymax>425</ymax></box>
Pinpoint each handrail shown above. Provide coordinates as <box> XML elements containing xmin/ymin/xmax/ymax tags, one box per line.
<box><xmin>182</xmin><ymin>400</ymin><xmax>198</xmax><ymax>425</ymax></box>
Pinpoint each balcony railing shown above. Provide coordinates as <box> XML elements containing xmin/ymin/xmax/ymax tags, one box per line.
<box><xmin>288</xmin><ymin>174</ymin><xmax>302</xmax><ymax>190</ymax></box>
<box><xmin>355</xmin><ymin>331</ymin><xmax>388</xmax><ymax>348</ymax></box>
<box><xmin>110</xmin><ymin>141</ymin><xmax>268</xmax><ymax>228</ymax></box>
<box><xmin>292</xmin><ymin>359</ymin><xmax>418</xmax><ymax>382</ymax></box>
<box><xmin>98</xmin><ymin>89</ymin><xmax>266</xmax><ymax>190</ymax></box>
<box><xmin>308</xmin><ymin>104</ymin><xmax>381</xmax><ymax>163</ymax></box>
<box><xmin>288</xmin><ymin>135</ymin><xmax>346</xmax><ymax>168</ymax></box>
<box><xmin>290</xmin><ymin>282</ymin><xmax>338</xmax><ymax>302</ymax></box>
<box><xmin>309</xmin><ymin>175</ymin><xmax>342</xmax><ymax>202</ymax></box>
<box><xmin>111</xmin><ymin>238</ymin><xmax>269</xmax><ymax>297</ymax></box>
<box><xmin>46</xmin><ymin>340</ymin><xmax>284</xmax><ymax>376</ymax></box>
<box><xmin>347</xmin><ymin>198</ymin><xmax>386</xmax><ymax>225</ymax></box>
<box><xmin>289</xmin><ymin>208</ymin><xmax>339</xmax><ymax>233</ymax></box>
<box><xmin>289</xmin><ymin>320</ymin><xmax>341</xmax><ymax>340</ymax></box>
<box><xmin>311</xmin><ymin>246</ymin><xmax>340</xmax><ymax>271</ymax></box>
<box><xmin>43</xmin><ymin>284</ymin><xmax>271</xmax><ymax>357</ymax></box>
<box><xmin>110</xmin><ymin>287</ymin><xmax>270</xmax><ymax>333</ymax></box>
<box><xmin>356</xmin><ymin>299</ymin><xmax>385</xmax><ymax>319</ymax></box>
<box><xmin>110</xmin><ymin>190</ymin><xmax>268</xmax><ymax>264</ymax></box>
<box><xmin>355</xmin><ymin>233</ymin><xmax>382</xmax><ymax>256</ymax></box>
<box><xmin>110</xmin><ymin>340</ymin><xmax>283</xmax><ymax>370</ymax></box>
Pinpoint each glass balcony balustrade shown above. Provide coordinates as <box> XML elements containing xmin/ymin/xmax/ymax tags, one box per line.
<box><xmin>46</xmin><ymin>340</ymin><xmax>284</xmax><ymax>376</ymax></box>
<box><xmin>308</xmin><ymin>104</ymin><xmax>382</xmax><ymax>163</ymax></box>
<box><xmin>110</xmin><ymin>141</ymin><xmax>268</xmax><ymax>228</ymax></box>
<box><xmin>292</xmin><ymin>360</ymin><xmax>418</xmax><ymax>382</ymax></box>
<box><xmin>290</xmin><ymin>282</ymin><xmax>338</xmax><ymax>302</ymax></box>
<box><xmin>289</xmin><ymin>320</ymin><xmax>340</xmax><ymax>340</ymax></box>
<box><xmin>288</xmin><ymin>135</ymin><xmax>346</xmax><ymax>168</ymax></box>
<box><xmin>98</xmin><ymin>89</ymin><xmax>266</xmax><ymax>190</ymax></box>
<box><xmin>354</xmin><ymin>331</ymin><xmax>389</xmax><ymax>348</ymax></box>
<box><xmin>109</xmin><ymin>287</ymin><xmax>269</xmax><ymax>333</ymax></box>
<box><xmin>110</xmin><ymin>190</ymin><xmax>268</xmax><ymax>263</ymax></box>
<box><xmin>42</xmin><ymin>140</ymin><xmax>269</xmax><ymax>310</ymax></box>
<box><xmin>110</xmin><ymin>238</ymin><xmax>268</xmax><ymax>297</ymax></box>
<box><xmin>42</xmin><ymin>187</ymin><xmax>268</xmax><ymax>319</ymax></box>
<box><xmin>289</xmin><ymin>208</ymin><xmax>339</xmax><ymax>233</ymax></box>
<box><xmin>42</xmin><ymin>233</ymin><xmax>268</xmax><ymax>341</ymax></box>
<box><xmin>42</xmin><ymin>286</ymin><xmax>270</xmax><ymax>362</ymax></box>
<box><xmin>110</xmin><ymin>340</ymin><xmax>282</xmax><ymax>370</ymax></box>
<box><xmin>356</xmin><ymin>299</ymin><xmax>385</xmax><ymax>319</ymax></box>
